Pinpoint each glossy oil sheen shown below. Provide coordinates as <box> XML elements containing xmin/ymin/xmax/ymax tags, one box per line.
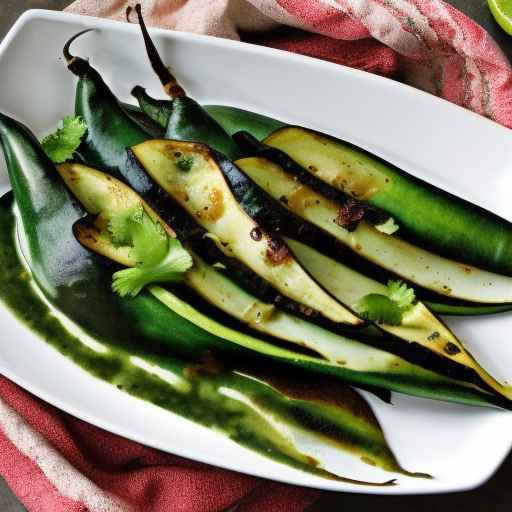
<box><xmin>0</xmin><ymin>196</ymin><xmax>409</xmax><ymax>483</ymax></box>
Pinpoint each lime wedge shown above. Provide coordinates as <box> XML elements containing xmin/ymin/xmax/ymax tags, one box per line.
<box><xmin>489</xmin><ymin>0</ymin><xmax>512</xmax><ymax>35</ymax></box>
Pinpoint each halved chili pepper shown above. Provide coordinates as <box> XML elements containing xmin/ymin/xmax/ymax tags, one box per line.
<box><xmin>1</xmin><ymin>111</ymin><xmax>503</xmax><ymax>409</ymax></box>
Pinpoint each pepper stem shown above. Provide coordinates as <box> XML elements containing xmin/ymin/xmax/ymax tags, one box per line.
<box><xmin>63</xmin><ymin>29</ymin><xmax>94</xmax><ymax>65</ymax></box>
<box><xmin>130</xmin><ymin>3</ymin><xmax>186</xmax><ymax>98</ymax></box>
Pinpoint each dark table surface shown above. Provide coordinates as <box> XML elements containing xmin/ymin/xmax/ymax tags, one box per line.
<box><xmin>0</xmin><ymin>1</ymin><xmax>511</xmax><ymax>511</ymax></box>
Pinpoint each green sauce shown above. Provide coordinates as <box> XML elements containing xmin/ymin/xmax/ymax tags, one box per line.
<box><xmin>0</xmin><ymin>203</ymin><xmax>400</xmax><ymax>484</ymax></box>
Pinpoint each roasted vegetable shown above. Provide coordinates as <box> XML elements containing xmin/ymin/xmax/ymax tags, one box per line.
<box><xmin>63</xmin><ymin>30</ymin><xmax>150</xmax><ymax>177</ymax></box>
<box><xmin>131</xmin><ymin>4</ymin><xmax>240</xmax><ymax>159</ymax></box>
<box><xmin>25</xmin><ymin>151</ymin><xmax>496</xmax><ymax>406</ymax></box>
<box><xmin>262</xmin><ymin>126</ymin><xmax>512</xmax><ymax>277</ymax></box>
<box><xmin>132</xmin><ymin>85</ymin><xmax>283</xmax><ymax>141</ymax></box>
<box><xmin>58</xmin><ymin>161</ymin><xmax>356</xmax><ymax>357</ymax></box>
<box><xmin>1</xmin><ymin>103</ymin><xmax>509</xmax><ymax>412</ymax></box>
<box><xmin>285</xmin><ymin>238</ymin><xmax>512</xmax><ymax>401</ymax></box>
<box><xmin>129</xmin><ymin>139</ymin><xmax>359</xmax><ymax>325</ymax></box>
<box><xmin>0</xmin><ymin>111</ymin><xmax>196</xmax><ymax>350</ymax></box>
<box><xmin>235</xmin><ymin>156</ymin><xmax>512</xmax><ymax>304</ymax></box>
<box><xmin>0</xmin><ymin>193</ymin><xmax>419</xmax><ymax>483</ymax></box>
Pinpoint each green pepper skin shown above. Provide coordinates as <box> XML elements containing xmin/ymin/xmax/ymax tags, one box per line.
<box><xmin>262</xmin><ymin>127</ymin><xmax>512</xmax><ymax>277</ymax></box>
<box><xmin>165</xmin><ymin>96</ymin><xmax>241</xmax><ymax>160</ymax></box>
<box><xmin>132</xmin><ymin>86</ymin><xmax>284</xmax><ymax>141</ymax></box>
<box><xmin>204</xmin><ymin>105</ymin><xmax>285</xmax><ymax>140</ymax></box>
<box><xmin>131</xmin><ymin>83</ymin><xmax>241</xmax><ymax>159</ymax></box>
<box><xmin>2</xmin><ymin>111</ymin><xmax>507</xmax><ymax>409</ymax></box>
<box><xmin>425</xmin><ymin>300</ymin><xmax>512</xmax><ymax>316</ymax></box>
<box><xmin>122</xmin><ymin>102</ymin><xmax>166</xmax><ymax>138</ymax></box>
<box><xmin>372</xmin><ymin>165</ymin><xmax>512</xmax><ymax>277</ymax></box>
<box><xmin>0</xmin><ymin>111</ymin><xmax>231</xmax><ymax>355</ymax></box>
<box><xmin>73</xmin><ymin>63</ymin><xmax>149</xmax><ymax>178</ymax></box>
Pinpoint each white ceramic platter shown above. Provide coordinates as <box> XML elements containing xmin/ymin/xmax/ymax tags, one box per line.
<box><xmin>1</xmin><ymin>9</ymin><xmax>512</xmax><ymax>494</ymax></box>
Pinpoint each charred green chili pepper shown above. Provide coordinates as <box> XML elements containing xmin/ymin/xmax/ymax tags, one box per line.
<box><xmin>131</xmin><ymin>86</ymin><xmax>283</xmax><ymax>141</ymax></box>
<box><xmin>233</xmin><ymin>131</ymin><xmax>512</xmax><ymax>316</ymax></box>
<box><xmin>0</xmin><ymin>110</ymin><xmax>232</xmax><ymax>356</ymax></box>
<box><xmin>261</xmin><ymin>126</ymin><xmax>512</xmax><ymax>278</ymax></box>
<box><xmin>63</xmin><ymin>30</ymin><xmax>150</xmax><ymax>180</ymax></box>
<box><xmin>130</xmin><ymin>3</ymin><xmax>283</xmax><ymax>151</ymax></box>
<box><xmin>3</xmin><ymin>111</ymin><xmax>505</xmax><ymax>408</ymax></box>
<box><xmin>0</xmin><ymin>161</ymin><xmax>422</xmax><ymax>482</ymax></box>
<box><xmin>126</xmin><ymin>4</ymin><xmax>240</xmax><ymax>159</ymax></box>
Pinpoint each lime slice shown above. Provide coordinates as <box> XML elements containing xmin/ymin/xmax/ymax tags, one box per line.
<box><xmin>489</xmin><ymin>0</ymin><xmax>512</xmax><ymax>35</ymax></box>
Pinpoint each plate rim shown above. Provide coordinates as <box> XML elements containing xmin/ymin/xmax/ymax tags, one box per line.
<box><xmin>0</xmin><ymin>8</ymin><xmax>510</xmax><ymax>495</ymax></box>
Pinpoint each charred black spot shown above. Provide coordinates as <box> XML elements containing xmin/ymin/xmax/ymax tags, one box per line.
<box><xmin>250</xmin><ymin>227</ymin><xmax>263</xmax><ymax>241</ymax></box>
<box><xmin>266</xmin><ymin>236</ymin><xmax>291</xmax><ymax>265</ymax></box>
<box><xmin>336</xmin><ymin>199</ymin><xmax>367</xmax><ymax>231</ymax></box>
<box><xmin>444</xmin><ymin>342</ymin><xmax>461</xmax><ymax>356</ymax></box>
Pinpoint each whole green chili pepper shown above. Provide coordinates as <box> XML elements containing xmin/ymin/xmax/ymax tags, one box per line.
<box><xmin>131</xmin><ymin>3</ymin><xmax>283</xmax><ymax>154</ymax></box>
<box><xmin>127</xmin><ymin>4</ymin><xmax>240</xmax><ymax>159</ymax></box>
<box><xmin>131</xmin><ymin>86</ymin><xmax>283</xmax><ymax>141</ymax></box>
<box><xmin>0</xmin><ymin>176</ymin><xmax>419</xmax><ymax>482</ymax></box>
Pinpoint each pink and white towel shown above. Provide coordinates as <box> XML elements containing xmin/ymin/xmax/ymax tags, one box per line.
<box><xmin>65</xmin><ymin>0</ymin><xmax>512</xmax><ymax>127</ymax></box>
<box><xmin>1</xmin><ymin>1</ymin><xmax>512</xmax><ymax>510</ymax></box>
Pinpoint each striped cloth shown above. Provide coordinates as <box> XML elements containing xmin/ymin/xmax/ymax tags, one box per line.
<box><xmin>65</xmin><ymin>0</ymin><xmax>512</xmax><ymax>127</ymax></box>
<box><xmin>1</xmin><ymin>1</ymin><xmax>511</xmax><ymax>511</ymax></box>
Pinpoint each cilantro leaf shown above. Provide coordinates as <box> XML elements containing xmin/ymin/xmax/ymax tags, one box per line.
<box><xmin>387</xmin><ymin>280</ymin><xmax>415</xmax><ymax>310</ymax></box>
<box><xmin>354</xmin><ymin>294</ymin><xmax>403</xmax><ymax>325</ymax></box>
<box><xmin>108</xmin><ymin>204</ymin><xmax>144</xmax><ymax>247</ymax></box>
<box><xmin>108</xmin><ymin>202</ymin><xmax>193</xmax><ymax>297</ymax></box>
<box><xmin>41</xmin><ymin>116</ymin><xmax>87</xmax><ymax>164</ymax></box>
<box><xmin>354</xmin><ymin>280</ymin><xmax>415</xmax><ymax>326</ymax></box>
<box><xmin>112</xmin><ymin>238</ymin><xmax>193</xmax><ymax>297</ymax></box>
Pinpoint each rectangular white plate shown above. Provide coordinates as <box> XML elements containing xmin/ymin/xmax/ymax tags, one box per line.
<box><xmin>1</xmin><ymin>9</ymin><xmax>512</xmax><ymax>495</ymax></box>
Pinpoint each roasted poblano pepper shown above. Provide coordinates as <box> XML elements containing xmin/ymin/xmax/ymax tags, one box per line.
<box><xmin>130</xmin><ymin>4</ymin><xmax>283</xmax><ymax>149</ymax></box>
<box><xmin>261</xmin><ymin>126</ymin><xmax>512</xmax><ymax>278</ymax></box>
<box><xmin>59</xmin><ymin>26</ymin><xmax>512</xmax><ymax>404</ymax></box>
<box><xmin>124</xmin><ymin>5</ymin><xmax>241</xmax><ymax>159</ymax></box>
<box><xmin>233</xmin><ymin>132</ymin><xmax>512</xmax><ymax>313</ymax></box>
<box><xmin>2</xmin><ymin>111</ymin><xmax>506</xmax><ymax>409</ymax></box>
<box><xmin>0</xmin><ymin>191</ymin><xmax>423</xmax><ymax>483</ymax></box>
